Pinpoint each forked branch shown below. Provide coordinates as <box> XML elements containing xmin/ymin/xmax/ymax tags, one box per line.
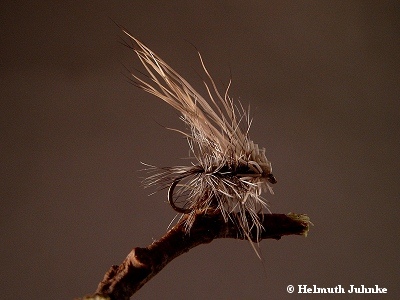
<box><xmin>81</xmin><ymin>212</ymin><xmax>311</xmax><ymax>300</ymax></box>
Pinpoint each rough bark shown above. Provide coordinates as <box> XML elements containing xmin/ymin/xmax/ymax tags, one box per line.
<box><xmin>80</xmin><ymin>212</ymin><xmax>311</xmax><ymax>300</ymax></box>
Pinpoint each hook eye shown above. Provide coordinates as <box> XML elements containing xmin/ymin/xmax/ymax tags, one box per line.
<box><xmin>168</xmin><ymin>179</ymin><xmax>191</xmax><ymax>214</ymax></box>
<box><xmin>267</xmin><ymin>173</ymin><xmax>277</xmax><ymax>184</ymax></box>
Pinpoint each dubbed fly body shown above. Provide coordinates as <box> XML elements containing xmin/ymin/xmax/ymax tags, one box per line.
<box><xmin>123</xmin><ymin>30</ymin><xmax>276</xmax><ymax>241</ymax></box>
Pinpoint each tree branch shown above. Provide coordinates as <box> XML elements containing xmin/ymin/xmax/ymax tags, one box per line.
<box><xmin>80</xmin><ymin>212</ymin><xmax>311</xmax><ymax>300</ymax></box>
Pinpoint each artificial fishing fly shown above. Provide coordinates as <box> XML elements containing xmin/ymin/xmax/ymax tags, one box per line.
<box><xmin>122</xmin><ymin>29</ymin><xmax>277</xmax><ymax>244</ymax></box>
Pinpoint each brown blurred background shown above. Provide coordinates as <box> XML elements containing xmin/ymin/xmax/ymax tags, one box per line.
<box><xmin>1</xmin><ymin>1</ymin><xmax>399</xmax><ymax>299</ymax></box>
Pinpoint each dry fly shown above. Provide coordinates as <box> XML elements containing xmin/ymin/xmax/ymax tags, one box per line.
<box><xmin>122</xmin><ymin>29</ymin><xmax>277</xmax><ymax>248</ymax></box>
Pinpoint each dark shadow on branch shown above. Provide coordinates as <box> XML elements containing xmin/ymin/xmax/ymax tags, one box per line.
<box><xmin>80</xmin><ymin>212</ymin><xmax>311</xmax><ymax>300</ymax></box>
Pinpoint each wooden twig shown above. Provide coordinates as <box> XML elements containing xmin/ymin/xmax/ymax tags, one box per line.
<box><xmin>80</xmin><ymin>212</ymin><xmax>311</xmax><ymax>300</ymax></box>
